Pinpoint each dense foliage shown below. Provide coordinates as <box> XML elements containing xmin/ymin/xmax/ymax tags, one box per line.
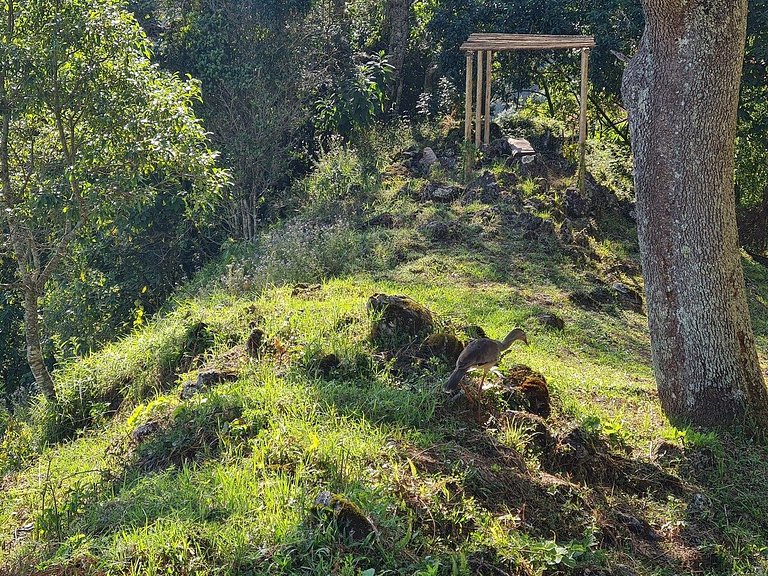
<box><xmin>737</xmin><ymin>0</ymin><xmax>768</xmax><ymax>250</ymax></box>
<box><xmin>0</xmin><ymin>0</ymin><xmax>226</xmax><ymax>397</ymax></box>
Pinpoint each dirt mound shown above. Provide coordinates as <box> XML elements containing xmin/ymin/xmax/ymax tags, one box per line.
<box><xmin>499</xmin><ymin>364</ymin><xmax>551</xmax><ymax>418</ymax></box>
<box><xmin>544</xmin><ymin>423</ymin><xmax>685</xmax><ymax>496</ymax></box>
<box><xmin>399</xmin><ymin>430</ymin><xmax>593</xmax><ymax>541</ymax></box>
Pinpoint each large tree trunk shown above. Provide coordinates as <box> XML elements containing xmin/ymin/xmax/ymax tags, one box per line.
<box><xmin>22</xmin><ymin>285</ymin><xmax>55</xmax><ymax>399</ymax></box>
<box><xmin>622</xmin><ymin>0</ymin><xmax>768</xmax><ymax>429</ymax></box>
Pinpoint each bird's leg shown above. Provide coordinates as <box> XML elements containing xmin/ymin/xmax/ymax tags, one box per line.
<box><xmin>477</xmin><ymin>367</ymin><xmax>488</xmax><ymax>399</ymax></box>
<box><xmin>448</xmin><ymin>387</ymin><xmax>467</xmax><ymax>406</ymax></box>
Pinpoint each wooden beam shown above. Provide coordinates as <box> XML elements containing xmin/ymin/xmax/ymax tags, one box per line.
<box><xmin>470</xmin><ymin>33</ymin><xmax>592</xmax><ymax>39</ymax></box>
<box><xmin>464</xmin><ymin>51</ymin><xmax>474</xmax><ymax>178</ymax></box>
<box><xmin>579</xmin><ymin>48</ymin><xmax>590</xmax><ymax>194</ymax></box>
<box><xmin>484</xmin><ymin>50</ymin><xmax>492</xmax><ymax>146</ymax></box>
<box><xmin>460</xmin><ymin>33</ymin><xmax>597</xmax><ymax>51</ymax></box>
<box><xmin>475</xmin><ymin>50</ymin><xmax>483</xmax><ymax>148</ymax></box>
<box><xmin>464</xmin><ymin>51</ymin><xmax>473</xmax><ymax>144</ymax></box>
<box><xmin>461</xmin><ymin>41</ymin><xmax>596</xmax><ymax>51</ymax></box>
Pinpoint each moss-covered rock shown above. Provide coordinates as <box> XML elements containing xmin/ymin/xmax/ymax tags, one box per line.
<box><xmin>367</xmin><ymin>293</ymin><xmax>435</xmax><ymax>348</ymax></box>
<box><xmin>312</xmin><ymin>491</ymin><xmax>377</xmax><ymax>541</ymax></box>
<box><xmin>421</xmin><ymin>331</ymin><xmax>464</xmax><ymax>366</ymax></box>
<box><xmin>499</xmin><ymin>364</ymin><xmax>551</xmax><ymax>418</ymax></box>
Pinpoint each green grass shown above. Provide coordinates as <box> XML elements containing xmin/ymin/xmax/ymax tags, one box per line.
<box><xmin>4</xmin><ymin>122</ymin><xmax>768</xmax><ymax>575</ymax></box>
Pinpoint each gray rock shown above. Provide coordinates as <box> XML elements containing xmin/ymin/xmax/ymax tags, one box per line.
<box><xmin>537</xmin><ymin>313</ymin><xmax>565</xmax><ymax>331</ymax></box>
<box><xmin>615</xmin><ymin>511</ymin><xmax>660</xmax><ymax>541</ymax></box>
<box><xmin>419</xmin><ymin>147</ymin><xmax>438</xmax><ymax>171</ymax></box>
<box><xmin>424</xmin><ymin>220</ymin><xmax>451</xmax><ymax>240</ymax></box>
<box><xmin>688</xmin><ymin>492</ymin><xmax>712</xmax><ymax>519</ymax></box>
<box><xmin>525</xmin><ymin>218</ymin><xmax>555</xmax><ymax>240</ymax></box>
<box><xmin>179</xmin><ymin>379</ymin><xmax>203</xmax><ymax>399</ymax></box>
<box><xmin>612</xmin><ymin>282</ymin><xmax>643</xmax><ymax>313</ymax></box>
<box><xmin>565</xmin><ymin>187</ymin><xmax>591</xmax><ymax>218</ymax></box>
<box><xmin>488</xmin><ymin>137</ymin><xmax>513</xmax><ymax>157</ymax></box>
<box><xmin>421</xmin><ymin>182</ymin><xmax>463</xmax><ymax>203</ymax></box>
<box><xmin>515</xmin><ymin>212</ymin><xmax>544</xmax><ymax>232</ymax></box>
<box><xmin>131</xmin><ymin>420</ymin><xmax>160</xmax><ymax>443</ymax></box>
<box><xmin>439</xmin><ymin>154</ymin><xmax>458</xmax><ymax>170</ymax></box>
<box><xmin>181</xmin><ymin>369</ymin><xmax>239</xmax><ymax>399</ymax></box>
<box><xmin>463</xmin><ymin>171</ymin><xmax>501</xmax><ymax>204</ymax></box>
<box><xmin>197</xmin><ymin>369</ymin><xmax>238</xmax><ymax>387</ymax></box>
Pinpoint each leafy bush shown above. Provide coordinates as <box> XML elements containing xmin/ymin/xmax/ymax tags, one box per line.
<box><xmin>248</xmin><ymin>219</ymin><xmax>387</xmax><ymax>287</ymax></box>
<box><xmin>302</xmin><ymin>144</ymin><xmax>377</xmax><ymax>219</ymax></box>
<box><xmin>585</xmin><ymin>140</ymin><xmax>634</xmax><ymax>200</ymax></box>
<box><xmin>314</xmin><ymin>51</ymin><xmax>393</xmax><ymax>136</ymax></box>
<box><xmin>494</xmin><ymin>108</ymin><xmax>568</xmax><ymax>141</ymax></box>
<box><xmin>0</xmin><ymin>412</ymin><xmax>37</xmax><ymax>474</ymax></box>
<box><xmin>43</xmin><ymin>192</ymin><xmax>224</xmax><ymax>360</ymax></box>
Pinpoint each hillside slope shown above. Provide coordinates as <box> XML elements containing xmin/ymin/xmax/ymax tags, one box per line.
<box><xmin>3</xmin><ymin>122</ymin><xmax>768</xmax><ymax>576</ymax></box>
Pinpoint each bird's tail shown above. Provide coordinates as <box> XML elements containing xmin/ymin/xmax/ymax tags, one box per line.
<box><xmin>443</xmin><ymin>367</ymin><xmax>467</xmax><ymax>393</ymax></box>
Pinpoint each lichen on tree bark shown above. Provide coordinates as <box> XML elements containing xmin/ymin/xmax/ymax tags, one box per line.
<box><xmin>623</xmin><ymin>0</ymin><xmax>768</xmax><ymax>430</ymax></box>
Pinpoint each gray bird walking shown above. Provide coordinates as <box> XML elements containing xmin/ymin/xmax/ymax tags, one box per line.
<box><xmin>444</xmin><ymin>328</ymin><xmax>528</xmax><ymax>396</ymax></box>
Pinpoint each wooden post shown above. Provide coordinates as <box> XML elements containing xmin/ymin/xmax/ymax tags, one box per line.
<box><xmin>579</xmin><ymin>48</ymin><xmax>590</xmax><ymax>194</ymax></box>
<box><xmin>484</xmin><ymin>50</ymin><xmax>492</xmax><ymax>146</ymax></box>
<box><xmin>464</xmin><ymin>51</ymin><xmax>473</xmax><ymax>144</ymax></box>
<box><xmin>475</xmin><ymin>50</ymin><xmax>483</xmax><ymax>148</ymax></box>
<box><xmin>464</xmin><ymin>51</ymin><xmax>474</xmax><ymax>178</ymax></box>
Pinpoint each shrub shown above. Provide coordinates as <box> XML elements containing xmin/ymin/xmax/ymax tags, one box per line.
<box><xmin>302</xmin><ymin>143</ymin><xmax>377</xmax><ymax>220</ymax></box>
<box><xmin>250</xmin><ymin>218</ymin><xmax>380</xmax><ymax>285</ymax></box>
<box><xmin>0</xmin><ymin>412</ymin><xmax>37</xmax><ymax>474</ymax></box>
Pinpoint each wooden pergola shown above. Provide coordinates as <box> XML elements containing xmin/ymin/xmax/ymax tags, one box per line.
<box><xmin>460</xmin><ymin>34</ymin><xmax>596</xmax><ymax>190</ymax></box>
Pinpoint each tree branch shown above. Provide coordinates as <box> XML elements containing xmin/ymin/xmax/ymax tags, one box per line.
<box><xmin>37</xmin><ymin>215</ymin><xmax>84</xmax><ymax>287</ymax></box>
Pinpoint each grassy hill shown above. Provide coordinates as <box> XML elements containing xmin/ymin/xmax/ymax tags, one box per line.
<box><xmin>3</xmin><ymin>120</ymin><xmax>768</xmax><ymax>575</ymax></box>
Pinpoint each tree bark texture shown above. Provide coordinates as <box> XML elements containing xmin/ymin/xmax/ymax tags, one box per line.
<box><xmin>622</xmin><ymin>0</ymin><xmax>768</xmax><ymax>428</ymax></box>
<box><xmin>385</xmin><ymin>0</ymin><xmax>410</xmax><ymax>112</ymax></box>
<box><xmin>23</xmin><ymin>286</ymin><xmax>55</xmax><ymax>399</ymax></box>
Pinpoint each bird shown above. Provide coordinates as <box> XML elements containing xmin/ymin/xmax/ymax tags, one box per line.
<box><xmin>444</xmin><ymin>328</ymin><xmax>529</xmax><ymax>397</ymax></box>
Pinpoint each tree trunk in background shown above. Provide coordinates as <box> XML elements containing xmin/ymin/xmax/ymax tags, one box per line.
<box><xmin>23</xmin><ymin>286</ymin><xmax>55</xmax><ymax>399</ymax></box>
<box><xmin>331</xmin><ymin>0</ymin><xmax>345</xmax><ymax>20</ymax></box>
<box><xmin>622</xmin><ymin>0</ymin><xmax>768</xmax><ymax>429</ymax></box>
<box><xmin>757</xmin><ymin>188</ymin><xmax>768</xmax><ymax>252</ymax></box>
<box><xmin>385</xmin><ymin>0</ymin><xmax>410</xmax><ymax>113</ymax></box>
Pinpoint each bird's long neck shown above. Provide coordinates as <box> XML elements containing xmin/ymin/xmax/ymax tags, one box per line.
<box><xmin>498</xmin><ymin>330</ymin><xmax>522</xmax><ymax>352</ymax></box>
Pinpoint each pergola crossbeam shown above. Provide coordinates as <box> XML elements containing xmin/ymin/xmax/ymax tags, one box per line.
<box><xmin>461</xmin><ymin>33</ymin><xmax>595</xmax><ymax>192</ymax></box>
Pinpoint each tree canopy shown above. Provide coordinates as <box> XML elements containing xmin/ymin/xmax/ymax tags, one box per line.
<box><xmin>0</xmin><ymin>0</ymin><xmax>226</xmax><ymax>397</ymax></box>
